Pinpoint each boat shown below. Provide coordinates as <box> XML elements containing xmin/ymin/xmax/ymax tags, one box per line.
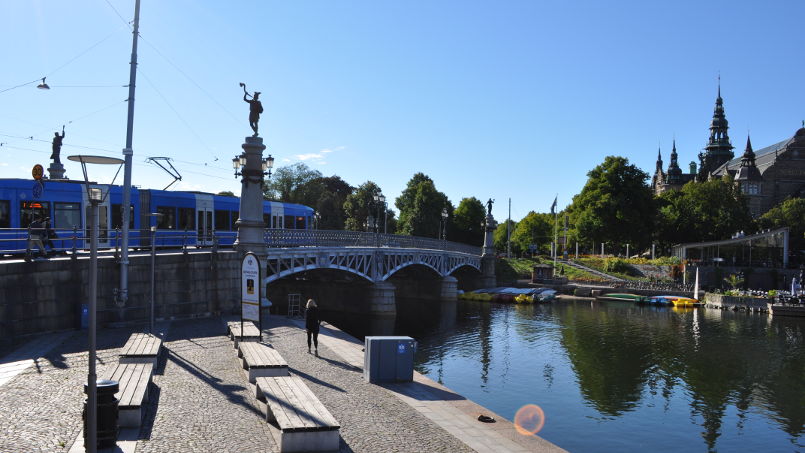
<box><xmin>458</xmin><ymin>287</ymin><xmax>556</xmax><ymax>304</ymax></box>
<box><xmin>670</xmin><ymin>297</ymin><xmax>701</xmax><ymax>307</ymax></box>
<box><xmin>648</xmin><ymin>295</ymin><xmax>677</xmax><ymax>306</ymax></box>
<box><xmin>596</xmin><ymin>293</ymin><xmax>649</xmax><ymax>303</ymax></box>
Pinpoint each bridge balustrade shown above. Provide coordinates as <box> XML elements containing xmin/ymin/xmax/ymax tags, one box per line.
<box><xmin>263</xmin><ymin>229</ymin><xmax>480</xmax><ymax>255</ymax></box>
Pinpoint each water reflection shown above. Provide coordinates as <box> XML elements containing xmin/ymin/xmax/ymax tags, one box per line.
<box><xmin>326</xmin><ymin>298</ymin><xmax>805</xmax><ymax>452</ymax></box>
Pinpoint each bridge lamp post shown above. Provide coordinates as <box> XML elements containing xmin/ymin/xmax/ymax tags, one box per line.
<box><xmin>441</xmin><ymin>208</ymin><xmax>448</xmax><ymax>241</ymax></box>
<box><xmin>373</xmin><ymin>194</ymin><xmax>385</xmax><ymax>236</ymax></box>
<box><xmin>67</xmin><ymin>155</ymin><xmax>124</xmax><ymax>453</ymax></box>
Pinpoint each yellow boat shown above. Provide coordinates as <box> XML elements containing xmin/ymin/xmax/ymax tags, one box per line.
<box><xmin>670</xmin><ymin>297</ymin><xmax>700</xmax><ymax>307</ymax></box>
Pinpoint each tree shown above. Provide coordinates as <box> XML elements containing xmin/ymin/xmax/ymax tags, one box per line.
<box><xmin>343</xmin><ymin>181</ymin><xmax>383</xmax><ymax>232</ymax></box>
<box><xmin>311</xmin><ymin>176</ymin><xmax>354</xmax><ymax>230</ymax></box>
<box><xmin>569</xmin><ymin>156</ymin><xmax>655</xmax><ymax>251</ymax></box>
<box><xmin>757</xmin><ymin>197</ymin><xmax>805</xmax><ymax>260</ymax></box>
<box><xmin>395</xmin><ymin>173</ymin><xmax>451</xmax><ymax>237</ymax></box>
<box><xmin>655</xmin><ymin>178</ymin><xmax>752</xmax><ymax>246</ymax></box>
<box><xmin>263</xmin><ymin>163</ymin><xmax>322</xmax><ymax>203</ymax></box>
<box><xmin>452</xmin><ymin>197</ymin><xmax>486</xmax><ymax>245</ymax></box>
<box><xmin>216</xmin><ymin>190</ymin><xmax>235</xmax><ymax>197</ymax></box>
<box><xmin>511</xmin><ymin>211</ymin><xmax>554</xmax><ymax>255</ymax></box>
<box><xmin>493</xmin><ymin>219</ymin><xmax>517</xmax><ymax>254</ymax></box>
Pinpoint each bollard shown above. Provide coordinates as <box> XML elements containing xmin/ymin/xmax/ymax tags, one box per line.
<box><xmin>83</xmin><ymin>379</ymin><xmax>119</xmax><ymax>448</ymax></box>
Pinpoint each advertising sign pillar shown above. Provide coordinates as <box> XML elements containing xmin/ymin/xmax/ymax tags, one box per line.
<box><xmin>241</xmin><ymin>252</ymin><xmax>261</xmax><ymax>342</ymax></box>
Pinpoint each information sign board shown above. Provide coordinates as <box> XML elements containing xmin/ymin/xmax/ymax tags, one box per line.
<box><xmin>241</xmin><ymin>252</ymin><xmax>261</xmax><ymax>323</ymax></box>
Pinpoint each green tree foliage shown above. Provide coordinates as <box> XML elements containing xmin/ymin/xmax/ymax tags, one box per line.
<box><xmin>511</xmin><ymin>211</ymin><xmax>554</xmax><ymax>254</ymax></box>
<box><xmin>452</xmin><ymin>197</ymin><xmax>486</xmax><ymax>245</ymax></box>
<box><xmin>655</xmin><ymin>178</ymin><xmax>752</xmax><ymax>245</ymax></box>
<box><xmin>311</xmin><ymin>176</ymin><xmax>354</xmax><ymax>230</ymax></box>
<box><xmin>757</xmin><ymin>197</ymin><xmax>805</xmax><ymax>257</ymax></box>
<box><xmin>395</xmin><ymin>173</ymin><xmax>451</xmax><ymax>237</ymax></box>
<box><xmin>343</xmin><ymin>181</ymin><xmax>383</xmax><ymax>231</ymax></box>
<box><xmin>493</xmin><ymin>219</ymin><xmax>517</xmax><ymax>253</ymax></box>
<box><xmin>264</xmin><ymin>163</ymin><xmax>322</xmax><ymax>203</ymax></box>
<box><xmin>216</xmin><ymin>190</ymin><xmax>235</xmax><ymax>197</ymax></box>
<box><xmin>569</xmin><ymin>156</ymin><xmax>655</xmax><ymax>250</ymax></box>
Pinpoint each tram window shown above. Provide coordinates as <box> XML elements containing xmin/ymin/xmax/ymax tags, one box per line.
<box><xmin>111</xmin><ymin>204</ymin><xmax>135</xmax><ymax>229</ymax></box>
<box><xmin>54</xmin><ymin>202</ymin><xmax>81</xmax><ymax>229</ymax></box>
<box><xmin>178</xmin><ymin>207</ymin><xmax>195</xmax><ymax>230</ymax></box>
<box><xmin>0</xmin><ymin>200</ymin><xmax>9</xmax><ymax>228</ymax></box>
<box><xmin>231</xmin><ymin>211</ymin><xmax>239</xmax><ymax>230</ymax></box>
<box><xmin>156</xmin><ymin>206</ymin><xmax>175</xmax><ymax>229</ymax></box>
<box><xmin>215</xmin><ymin>210</ymin><xmax>230</xmax><ymax>231</ymax></box>
<box><xmin>284</xmin><ymin>215</ymin><xmax>294</xmax><ymax>229</ymax></box>
<box><xmin>263</xmin><ymin>214</ymin><xmax>270</xmax><ymax>227</ymax></box>
<box><xmin>296</xmin><ymin>216</ymin><xmax>305</xmax><ymax>229</ymax></box>
<box><xmin>20</xmin><ymin>201</ymin><xmax>50</xmax><ymax>228</ymax></box>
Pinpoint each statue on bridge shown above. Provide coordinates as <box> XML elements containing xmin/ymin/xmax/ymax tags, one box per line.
<box><xmin>486</xmin><ymin>198</ymin><xmax>494</xmax><ymax>216</ymax></box>
<box><xmin>240</xmin><ymin>83</ymin><xmax>263</xmax><ymax>137</ymax></box>
<box><xmin>50</xmin><ymin>125</ymin><xmax>65</xmax><ymax>164</ymax></box>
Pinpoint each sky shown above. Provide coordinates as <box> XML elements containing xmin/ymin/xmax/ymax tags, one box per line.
<box><xmin>1</xmin><ymin>1</ymin><xmax>804</xmax><ymax>222</ymax></box>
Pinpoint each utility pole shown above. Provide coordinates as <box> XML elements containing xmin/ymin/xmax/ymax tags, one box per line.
<box><xmin>506</xmin><ymin>198</ymin><xmax>511</xmax><ymax>258</ymax></box>
<box><xmin>119</xmin><ymin>0</ymin><xmax>141</xmax><ymax>307</ymax></box>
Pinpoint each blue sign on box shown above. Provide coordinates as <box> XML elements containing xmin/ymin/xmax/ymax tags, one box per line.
<box><xmin>397</xmin><ymin>342</ymin><xmax>406</xmax><ymax>354</ymax></box>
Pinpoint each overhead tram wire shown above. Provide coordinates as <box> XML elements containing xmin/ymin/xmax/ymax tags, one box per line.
<box><xmin>136</xmin><ymin>68</ymin><xmax>218</xmax><ymax>156</ymax></box>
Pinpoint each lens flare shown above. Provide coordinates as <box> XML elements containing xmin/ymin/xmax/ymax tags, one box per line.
<box><xmin>514</xmin><ymin>404</ymin><xmax>545</xmax><ymax>436</ymax></box>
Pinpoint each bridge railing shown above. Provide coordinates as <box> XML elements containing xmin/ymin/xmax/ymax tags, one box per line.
<box><xmin>264</xmin><ymin>229</ymin><xmax>480</xmax><ymax>255</ymax></box>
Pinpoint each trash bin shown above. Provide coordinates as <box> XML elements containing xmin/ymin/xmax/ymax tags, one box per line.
<box><xmin>83</xmin><ymin>379</ymin><xmax>119</xmax><ymax>448</ymax></box>
<box><xmin>363</xmin><ymin>336</ymin><xmax>416</xmax><ymax>383</ymax></box>
<box><xmin>79</xmin><ymin>303</ymin><xmax>89</xmax><ymax>329</ymax></box>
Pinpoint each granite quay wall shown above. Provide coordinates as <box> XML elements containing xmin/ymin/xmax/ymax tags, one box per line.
<box><xmin>703</xmin><ymin>293</ymin><xmax>772</xmax><ymax>312</ymax></box>
<box><xmin>0</xmin><ymin>251</ymin><xmax>240</xmax><ymax>349</ymax></box>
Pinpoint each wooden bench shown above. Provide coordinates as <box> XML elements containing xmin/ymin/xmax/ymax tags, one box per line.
<box><xmin>227</xmin><ymin>321</ymin><xmax>261</xmax><ymax>348</ymax></box>
<box><xmin>255</xmin><ymin>376</ymin><xmax>340</xmax><ymax>453</ymax></box>
<box><xmin>101</xmin><ymin>362</ymin><xmax>153</xmax><ymax>428</ymax></box>
<box><xmin>238</xmin><ymin>342</ymin><xmax>288</xmax><ymax>385</ymax></box>
<box><xmin>119</xmin><ymin>333</ymin><xmax>162</xmax><ymax>366</ymax></box>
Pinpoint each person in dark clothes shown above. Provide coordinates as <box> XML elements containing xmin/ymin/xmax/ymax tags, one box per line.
<box><xmin>305</xmin><ymin>299</ymin><xmax>320</xmax><ymax>354</ymax></box>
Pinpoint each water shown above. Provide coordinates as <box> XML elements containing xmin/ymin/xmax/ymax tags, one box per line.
<box><xmin>325</xmin><ymin>298</ymin><xmax>805</xmax><ymax>452</ymax></box>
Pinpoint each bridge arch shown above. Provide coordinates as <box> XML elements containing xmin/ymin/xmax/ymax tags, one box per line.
<box><xmin>382</xmin><ymin>261</ymin><xmax>442</xmax><ymax>281</ymax></box>
<box><xmin>446</xmin><ymin>262</ymin><xmax>481</xmax><ymax>276</ymax></box>
<box><xmin>264</xmin><ymin>265</ymin><xmax>373</xmax><ymax>285</ymax></box>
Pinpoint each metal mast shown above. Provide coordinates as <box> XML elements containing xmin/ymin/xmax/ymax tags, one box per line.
<box><xmin>119</xmin><ymin>0</ymin><xmax>141</xmax><ymax>306</ymax></box>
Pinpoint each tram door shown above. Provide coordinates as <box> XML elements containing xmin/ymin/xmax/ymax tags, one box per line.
<box><xmin>82</xmin><ymin>185</ymin><xmax>111</xmax><ymax>248</ymax></box>
<box><xmin>195</xmin><ymin>194</ymin><xmax>214</xmax><ymax>246</ymax></box>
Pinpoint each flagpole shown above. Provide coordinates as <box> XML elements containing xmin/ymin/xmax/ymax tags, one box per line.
<box><xmin>552</xmin><ymin>194</ymin><xmax>558</xmax><ymax>274</ymax></box>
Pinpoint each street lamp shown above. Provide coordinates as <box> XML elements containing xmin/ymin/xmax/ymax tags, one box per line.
<box><xmin>233</xmin><ymin>154</ymin><xmax>273</xmax><ymax>181</ymax></box>
<box><xmin>67</xmin><ymin>155</ymin><xmax>124</xmax><ymax>453</ymax></box>
<box><xmin>441</xmin><ymin>207</ymin><xmax>448</xmax><ymax>240</ymax></box>
<box><xmin>36</xmin><ymin>77</ymin><xmax>50</xmax><ymax>90</ymax></box>
<box><xmin>145</xmin><ymin>212</ymin><xmax>163</xmax><ymax>334</ymax></box>
<box><xmin>313</xmin><ymin>211</ymin><xmax>320</xmax><ymax>230</ymax></box>
<box><xmin>373</xmin><ymin>194</ymin><xmax>385</xmax><ymax>235</ymax></box>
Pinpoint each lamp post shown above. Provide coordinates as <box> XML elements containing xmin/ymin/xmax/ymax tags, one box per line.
<box><xmin>441</xmin><ymin>207</ymin><xmax>448</xmax><ymax>241</ymax></box>
<box><xmin>373</xmin><ymin>194</ymin><xmax>385</xmax><ymax>235</ymax></box>
<box><xmin>68</xmin><ymin>155</ymin><xmax>124</xmax><ymax>453</ymax></box>
<box><xmin>313</xmin><ymin>211</ymin><xmax>320</xmax><ymax>230</ymax></box>
<box><xmin>146</xmin><ymin>213</ymin><xmax>163</xmax><ymax>334</ymax></box>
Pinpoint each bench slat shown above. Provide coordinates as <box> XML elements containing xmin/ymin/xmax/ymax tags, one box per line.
<box><xmin>240</xmin><ymin>343</ymin><xmax>286</xmax><ymax>368</ymax></box>
<box><xmin>257</xmin><ymin>376</ymin><xmax>338</xmax><ymax>432</ymax></box>
<box><xmin>121</xmin><ymin>333</ymin><xmax>161</xmax><ymax>357</ymax></box>
<box><xmin>284</xmin><ymin>375</ymin><xmax>339</xmax><ymax>429</ymax></box>
<box><xmin>261</xmin><ymin>377</ymin><xmax>302</xmax><ymax>429</ymax></box>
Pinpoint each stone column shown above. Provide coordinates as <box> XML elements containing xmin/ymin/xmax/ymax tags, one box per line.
<box><xmin>440</xmin><ymin>275</ymin><xmax>458</xmax><ymax>300</ymax></box>
<box><xmin>48</xmin><ymin>162</ymin><xmax>66</xmax><ymax>179</ymax></box>
<box><xmin>479</xmin><ymin>213</ymin><xmax>497</xmax><ymax>288</ymax></box>
<box><xmin>234</xmin><ymin>136</ymin><xmax>268</xmax><ymax>259</ymax></box>
<box><xmin>368</xmin><ymin>281</ymin><xmax>396</xmax><ymax>317</ymax></box>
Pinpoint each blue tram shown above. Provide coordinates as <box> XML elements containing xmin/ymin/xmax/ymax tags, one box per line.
<box><xmin>0</xmin><ymin>178</ymin><xmax>313</xmax><ymax>255</ymax></box>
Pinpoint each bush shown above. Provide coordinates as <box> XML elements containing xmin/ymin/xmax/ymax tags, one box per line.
<box><xmin>604</xmin><ymin>257</ymin><xmax>637</xmax><ymax>276</ymax></box>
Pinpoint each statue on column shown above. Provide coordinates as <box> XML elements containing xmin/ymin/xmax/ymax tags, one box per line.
<box><xmin>240</xmin><ymin>83</ymin><xmax>263</xmax><ymax>137</ymax></box>
<box><xmin>486</xmin><ymin>198</ymin><xmax>494</xmax><ymax>216</ymax></box>
<box><xmin>50</xmin><ymin>126</ymin><xmax>65</xmax><ymax>164</ymax></box>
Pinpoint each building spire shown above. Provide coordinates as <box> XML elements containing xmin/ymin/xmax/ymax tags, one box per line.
<box><xmin>698</xmin><ymin>77</ymin><xmax>734</xmax><ymax>181</ymax></box>
<box><xmin>666</xmin><ymin>138</ymin><xmax>682</xmax><ymax>184</ymax></box>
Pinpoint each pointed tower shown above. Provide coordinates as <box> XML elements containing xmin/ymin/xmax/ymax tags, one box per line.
<box><xmin>666</xmin><ymin>139</ymin><xmax>683</xmax><ymax>185</ymax></box>
<box><xmin>652</xmin><ymin>146</ymin><xmax>666</xmax><ymax>194</ymax></box>
<box><xmin>698</xmin><ymin>81</ymin><xmax>734</xmax><ymax>181</ymax></box>
<box><xmin>735</xmin><ymin>135</ymin><xmax>761</xmax><ymax>183</ymax></box>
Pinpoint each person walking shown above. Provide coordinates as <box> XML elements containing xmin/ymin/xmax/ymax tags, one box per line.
<box><xmin>28</xmin><ymin>217</ymin><xmax>47</xmax><ymax>258</ymax></box>
<box><xmin>305</xmin><ymin>299</ymin><xmax>320</xmax><ymax>354</ymax></box>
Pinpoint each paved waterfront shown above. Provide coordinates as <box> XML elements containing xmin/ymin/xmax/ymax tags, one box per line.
<box><xmin>0</xmin><ymin>315</ymin><xmax>563</xmax><ymax>452</ymax></box>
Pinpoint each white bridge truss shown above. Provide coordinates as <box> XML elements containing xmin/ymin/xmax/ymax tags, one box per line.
<box><xmin>263</xmin><ymin>247</ymin><xmax>481</xmax><ymax>284</ymax></box>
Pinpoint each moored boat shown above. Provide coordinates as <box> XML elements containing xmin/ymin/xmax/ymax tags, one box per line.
<box><xmin>596</xmin><ymin>293</ymin><xmax>649</xmax><ymax>303</ymax></box>
<box><xmin>670</xmin><ymin>297</ymin><xmax>701</xmax><ymax>307</ymax></box>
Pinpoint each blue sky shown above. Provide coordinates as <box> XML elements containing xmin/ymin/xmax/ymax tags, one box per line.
<box><xmin>1</xmin><ymin>1</ymin><xmax>803</xmax><ymax>222</ymax></box>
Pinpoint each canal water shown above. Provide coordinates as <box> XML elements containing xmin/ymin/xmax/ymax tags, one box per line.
<box><xmin>324</xmin><ymin>298</ymin><xmax>805</xmax><ymax>452</ymax></box>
